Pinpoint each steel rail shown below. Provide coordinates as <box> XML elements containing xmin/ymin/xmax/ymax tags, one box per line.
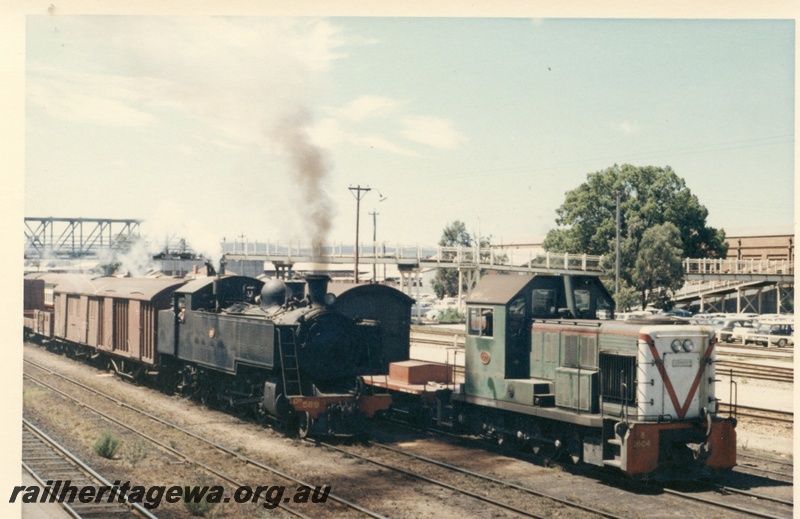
<box><xmin>310</xmin><ymin>439</ymin><xmax>552</xmax><ymax>519</ymax></box>
<box><xmin>23</xmin><ymin>360</ymin><xmax>383</xmax><ymax>519</ymax></box>
<box><xmin>23</xmin><ymin>418</ymin><xmax>158</xmax><ymax>519</ymax></box>
<box><xmin>714</xmin><ymin>485</ymin><xmax>793</xmax><ymax>506</ymax></box>
<box><xmin>368</xmin><ymin>440</ymin><xmax>619</xmax><ymax>518</ymax></box>
<box><xmin>716</xmin><ymin>403</ymin><xmax>793</xmax><ymax>424</ymax></box>
<box><xmin>661</xmin><ymin>487</ymin><xmax>790</xmax><ymax>519</ymax></box>
<box><xmin>379</xmin><ymin>416</ymin><xmax>787</xmax><ymax>519</ymax></box>
<box><xmin>738</xmin><ymin>451</ymin><xmax>794</xmax><ymax>467</ymax></box>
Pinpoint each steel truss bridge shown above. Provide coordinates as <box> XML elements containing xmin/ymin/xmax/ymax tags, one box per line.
<box><xmin>24</xmin><ymin>217</ymin><xmax>142</xmax><ymax>259</ymax></box>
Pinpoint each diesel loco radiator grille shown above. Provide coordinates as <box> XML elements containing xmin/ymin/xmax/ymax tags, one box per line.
<box><xmin>599</xmin><ymin>353</ymin><xmax>636</xmax><ymax>405</ymax></box>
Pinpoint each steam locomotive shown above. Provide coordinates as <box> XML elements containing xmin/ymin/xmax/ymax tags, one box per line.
<box><xmin>364</xmin><ymin>272</ymin><xmax>737</xmax><ymax>479</ymax></box>
<box><xmin>23</xmin><ymin>271</ymin><xmax>412</xmax><ymax>437</ymax></box>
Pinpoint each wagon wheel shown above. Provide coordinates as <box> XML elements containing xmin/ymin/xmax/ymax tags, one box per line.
<box><xmin>777</xmin><ymin>338</ymin><xmax>787</xmax><ymax>348</ymax></box>
<box><xmin>297</xmin><ymin>412</ymin><xmax>314</xmax><ymax>439</ymax></box>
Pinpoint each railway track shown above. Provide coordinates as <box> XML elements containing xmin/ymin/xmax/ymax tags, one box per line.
<box><xmin>22</xmin><ymin>418</ymin><xmax>157</xmax><ymax>518</ymax></box>
<box><xmin>715</xmin><ymin>361</ymin><xmax>794</xmax><ymax>383</ymax></box>
<box><xmin>26</xmin><ymin>355</ymin><xmax>608</xmax><ymax>518</ymax></box>
<box><xmin>25</xmin><ymin>345</ymin><xmax>793</xmax><ymax>518</ymax></box>
<box><xmin>735</xmin><ymin>451</ymin><xmax>794</xmax><ymax>482</ymax></box>
<box><xmin>716</xmin><ymin>403</ymin><xmax>793</xmax><ymax>424</ymax></box>
<box><xmin>310</xmin><ymin>436</ymin><xmax>616</xmax><ymax>519</ymax></box>
<box><xmin>23</xmin><ymin>358</ymin><xmax>384</xmax><ymax>518</ymax></box>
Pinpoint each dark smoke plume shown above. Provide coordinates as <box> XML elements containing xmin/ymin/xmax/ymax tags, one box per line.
<box><xmin>273</xmin><ymin>108</ymin><xmax>334</xmax><ymax>260</ymax></box>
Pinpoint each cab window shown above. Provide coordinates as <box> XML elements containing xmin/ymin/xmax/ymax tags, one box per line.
<box><xmin>468</xmin><ymin>307</ymin><xmax>494</xmax><ymax>337</ymax></box>
<box><xmin>531</xmin><ymin>289</ymin><xmax>556</xmax><ymax>317</ymax></box>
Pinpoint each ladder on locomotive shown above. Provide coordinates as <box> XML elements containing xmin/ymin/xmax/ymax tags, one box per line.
<box><xmin>277</xmin><ymin>328</ymin><xmax>303</xmax><ymax>397</ymax></box>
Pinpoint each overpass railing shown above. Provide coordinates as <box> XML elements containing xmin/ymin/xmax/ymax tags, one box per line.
<box><xmin>221</xmin><ymin>240</ymin><xmax>604</xmax><ymax>272</ymax></box>
<box><xmin>683</xmin><ymin>258</ymin><xmax>794</xmax><ymax>276</ymax></box>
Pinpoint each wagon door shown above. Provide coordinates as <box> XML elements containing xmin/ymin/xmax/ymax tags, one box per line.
<box><xmin>128</xmin><ymin>300</ymin><xmax>141</xmax><ymax>360</ymax></box>
<box><xmin>87</xmin><ymin>297</ymin><xmax>100</xmax><ymax>347</ymax></box>
<box><xmin>113</xmin><ymin>299</ymin><xmax>129</xmax><ymax>354</ymax></box>
<box><xmin>100</xmin><ymin>297</ymin><xmax>113</xmax><ymax>351</ymax></box>
<box><xmin>54</xmin><ymin>293</ymin><xmax>67</xmax><ymax>339</ymax></box>
<box><xmin>140</xmin><ymin>302</ymin><xmax>156</xmax><ymax>364</ymax></box>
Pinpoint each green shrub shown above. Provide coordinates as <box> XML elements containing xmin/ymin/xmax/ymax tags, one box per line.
<box><xmin>93</xmin><ymin>431</ymin><xmax>122</xmax><ymax>459</ymax></box>
<box><xmin>125</xmin><ymin>439</ymin><xmax>149</xmax><ymax>467</ymax></box>
<box><xmin>438</xmin><ymin>308</ymin><xmax>465</xmax><ymax>324</ymax></box>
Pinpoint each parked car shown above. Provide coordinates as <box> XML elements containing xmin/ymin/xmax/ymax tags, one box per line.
<box><xmin>657</xmin><ymin>308</ymin><xmax>692</xmax><ymax>318</ymax></box>
<box><xmin>714</xmin><ymin>318</ymin><xmax>756</xmax><ymax>343</ymax></box>
<box><xmin>743</xmin><ymin>322</ymin><xmax>794</xmax><ymax>347</ymax></box>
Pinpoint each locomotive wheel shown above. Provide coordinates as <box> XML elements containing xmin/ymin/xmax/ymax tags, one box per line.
<box><xmin>297</xmin><ymin>412</ymin><xmax>314</xmax><ymax>439</ymax></box>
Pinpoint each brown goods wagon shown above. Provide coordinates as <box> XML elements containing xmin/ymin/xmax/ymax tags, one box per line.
<box><xmin>92</xmin><ymin>277</ymin><xmax>188</xmax><ymax>365</ymax></box>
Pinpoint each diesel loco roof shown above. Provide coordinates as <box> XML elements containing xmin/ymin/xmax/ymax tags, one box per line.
<box><xmin>466</xmin><ymin>273</ymin><xmax>535</xmax><ymax>305</ymax></box>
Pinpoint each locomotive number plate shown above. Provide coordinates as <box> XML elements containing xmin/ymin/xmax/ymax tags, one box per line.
<box><xmin>671</xmin><ymin>359</ymin><xmax>692</xmax><ymax>368</ymax></box>
<box><xmin>291</xmin><ymin>399</ymin><xmax>322</xmax><ymax>410</ymax></box>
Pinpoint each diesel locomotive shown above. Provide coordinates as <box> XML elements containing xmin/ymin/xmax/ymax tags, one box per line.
<box><xmin>364</xmin><ymin>272</ymin><xmax>737</xmax><ymax>479</ymax></box>
<box><xmin>23</xmin><ymin>271</ymin><xmax>412</xmax><ymax>437</ymax></box>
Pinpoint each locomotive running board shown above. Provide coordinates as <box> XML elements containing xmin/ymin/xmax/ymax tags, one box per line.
<box><xmin>456</xmin><ymin>394</ymin><xmax>603</xmax><ymax>427</ymax></box>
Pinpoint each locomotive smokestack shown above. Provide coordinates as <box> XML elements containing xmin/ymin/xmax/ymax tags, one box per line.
<box><xmin>305</xmin><ymin>273</ymin><xmax>330</xmax><ymax>306</ymax></box>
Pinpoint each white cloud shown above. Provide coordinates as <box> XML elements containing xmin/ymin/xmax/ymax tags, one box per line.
<box><xmin>309</xmin><ymin>117</ymin><xmax>415</xmax><ymax>156</ymax></box>
<box><xmin>327</xmin><ymin>95</ymin><xmax>405</xmax><ymax>121</ymax></box>
<box><xmin>351</xmin><ymin>135</ymin><xmax>416</xmax><ymax>156</ymax></box>
<box><xmin>610</xmin><ymin>120</ymin><xmax>641</xmax><ymax>135</ymax></box>
<box><xmin>400</xmin><ymin>116</ymin><xmax>467</xmax><ymax>149</ymax></box>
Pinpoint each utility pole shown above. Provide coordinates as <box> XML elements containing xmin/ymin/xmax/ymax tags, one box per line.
<box><xmin>615</xmin><ymin>190</ymin><xmax>621</xmax><ymax>297</ymax></box>
<box><xmin>370</xmin><ymin>210</ymin><xmax>379</xmax><ymax>283</ymax></box>
<box><xmin>349</xmin><ymin>185</ymin><xmax>371</xmax><ymax>283</ymax></box>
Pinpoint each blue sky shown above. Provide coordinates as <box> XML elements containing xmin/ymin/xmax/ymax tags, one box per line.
<box><xmin>22</xmin><ymin>15</ymin><xmax>795</xmax><ymax>256</ymax></box>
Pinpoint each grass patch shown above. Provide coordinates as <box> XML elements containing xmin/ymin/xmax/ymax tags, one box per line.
<box><xmin>93</xmin><ymin>431</ymin><xmax>122</xmax><ymax>459</ymax></box>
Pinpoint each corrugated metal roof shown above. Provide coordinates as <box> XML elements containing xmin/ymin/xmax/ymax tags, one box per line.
<box><xmin>466</xmin><ymin>273</ymin><xmax>535</xmax><ymax>305</ymax></box>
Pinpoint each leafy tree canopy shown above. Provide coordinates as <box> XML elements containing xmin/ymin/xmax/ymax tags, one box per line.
<box><xmin>543</xmin><ymin>164</ymin><xmax>726</xmax><ymax>309</ymax></box>
<box><xmin>543</xmin><ymin>164</ymin><xmax>727</xmax><ymax>259</ymax></box>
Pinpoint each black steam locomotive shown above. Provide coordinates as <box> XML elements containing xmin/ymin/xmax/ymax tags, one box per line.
<box><xmin>24</xmin><ymin>272</ymin><xmax>412</xmax><ymax>437</ymax></box>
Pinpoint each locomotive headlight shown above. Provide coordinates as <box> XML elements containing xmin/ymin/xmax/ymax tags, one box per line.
<box><xmin>682</xmin><ymin>339</ymin><xmax>694</xmax><ymax>352</ymax></box>
<box><xmin>670</xmin><ymin>339</ymin><xmax>682</xmax><ymax>353</ymax></box>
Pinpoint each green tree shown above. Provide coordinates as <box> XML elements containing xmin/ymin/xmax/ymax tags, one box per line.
<box><xmin>613</xmin><ymin>280</ymin><xmax>639</xmax><ymax>313</ymax></box>
<box><xmin>431</xmin><ymin>220</ymin><xmax>491</xmax><ymax>299</ymax></box>
<box><xmin>544</xmin><ymin>164</ymin><xmax>726</xmax><ymax>307</ymax></box>
<box><xmin>543</xmin><ymin>164</ymin><xmax>727</xmax><ymax>258</ymax></box>
<box><xmin>631</xmin><ymin>223</ymin><xmax>685</xmax><ymax>308</ymax></box>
